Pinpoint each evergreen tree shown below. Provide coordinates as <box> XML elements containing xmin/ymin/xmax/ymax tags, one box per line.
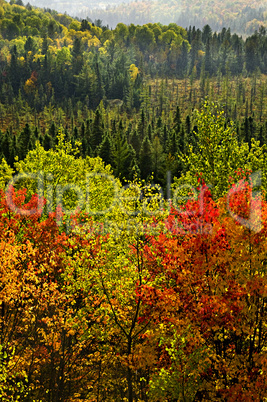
<box><xmin>177</xmin><ymin>125</ymin><xmax>186</xmax><ymax>155</ymax></box>
<box><xmin>1</xmin><ymin>130</ymin><xmax>11</xmax><ymax>165</ymax></box>
<box><xmin>98</xmin><ymin>134</ymin><xmax>114</xmax><ymax>167</ymax></box>
<box><xmin>161</xmin><ymin>125</ymin><xmax>168</xmax><ymax>152</ymax></box>
<box><xmin>18</xmin><ymin>123</ymin><xmax>34</xmax><ymax>160</ymax></box>
<box><xmin>205</xmin><ymin>38</ymin><xmax>212</xmax><ymax>74</ymax></box>
<box><xmin>9</xmin><ymin>134</ymin><xmax>18</xmax><ymax>166</ymax></box>
<box><xmin>151</xmin><ymin>135</ymin><xmax>165</xmax><ymax>184</ymax></box>
<box><xmin>177</xmin><ymin>41</ymin><xmax>188</xmax><ymax>77</ymax></box>
<box><xmin>112</xmin><ymin>124</ymin><xmax>131</xmax><ymax>179</ymax></box>
<box><xmin>43</xmin><ymin>132</ymin><xmax>53</xmax><ymax>151</ymax></box>
<box><xmin>130</xmin><ymin>130</ymin><xmax>141</xmax><ymax>157</ymax></box>
<box><xmin>91</xmin><ymin>109</ymin><xmax>104</xmax><ymax>152</ymax></box>
<box><xmin>49</xmin><ymin>122</ymin><xmax>57</xmax><ymax>139</ymax></box>
<box><xmin>137</xmin><ymin>109</ymin><xmax>146</xmax><ymax>140</ymax></box>
<box><xmin>139</xmin><ymin>135</ymin><xmax>153</xmax><ymax>179</ymax></box>
<box><xmin>166</xmin><ymin>130</ymin><xmax>178</xmax><ymax>156</ymax></box>
<box><xmin>173</xmin><ymin>105</ymin><xmax>181</xmax><ymax>133</ymax></box>
<box><xmin>127</xmin><ymin>144</ymin><xmax>140</xmax><ymax>180</ymax></box>
<box><xmin>72</xmin><ymin>37</ymin><xmax>83</xmax><ymax>74</ymax></box>
<box><xmin>9</xmin><ymin>45</ymin><xmax>20</xmax><ymax>94</ymax></box>
<box><xmin>41</xmin><ymin>34</ymin><xmax>48</xmax><ymax>55</ymax></box>
<box><xmin>245</xmin><ymin>34</ymin><xmax>259</xmax><ymax>74</ymax></box>
<box><xmin>92</xmin><ymin>54</ymin><xmax>105</xmax><ymax>107</ymax></box>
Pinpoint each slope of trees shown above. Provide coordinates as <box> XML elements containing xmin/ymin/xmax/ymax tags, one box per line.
<box><xmin>1</xmin><ymin>2</ymin><xmax>267</xmax><ymax>400</ymax></box>
<box><xmin>1</xmin><ymin>1</ymin><xmax>267</xmax><ymax>187</ymax></box>
<box><xmin>84</xmin><ymin>0</ymin><xmax>267</xmax><ymax>35</ymax></box>
<box><xmin>1</xmin><ymin>104</ymin><xmax>267</xmax><ymax>401</ymax></box>
<box><xmin>11</xmin><ymin>0</ymin><xmax>267</xmax><ymax>35</ymax></box>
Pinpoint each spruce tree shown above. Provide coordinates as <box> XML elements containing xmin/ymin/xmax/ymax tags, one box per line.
<box><xmin>9</xmin><ymin>134</ymin><xmax>18</xmax><ymax>167</ymax></box>
<box><xmin>130</xmin><ymin>130</ymin><xmax>141</xmax><ymax>157</ymax></box>
<box><xmin>18</xmin><ymin>123</ymin><xmax>34</xmax><ymax>160</ymax></box>
<box><xmin>173</xmin><ymin>105</ymin><xmax>181</xmax><ymax>133</ymax></box>
<box><xmin>91</xmin><ymin>109</ymin><xmax>104</xmax><ymax>152</ymax></box>
<box><xmin>137</xmin><ymin>109</ymin><xmax>146</xmax><ymax>140</ymax></box>
<box><xmin>98</xmin><ymin>134</ymin><xmax>114</xmax><ymax>167</ymax></box>
<box><xmin>127</xmin><ymin>144</ymin><xmax>140</xmax><ymax>180</ymax></box>
<box><xmin>43</xmin><ymin>133</ymin><xmax>53</xmax><ymax>151</ymax></box>
<box><xmin>151</xmin><ymin>135</ymin><xmax>165</xmax><ymax>184</ymax></box>
<box><xmin>1</xmin><ymin>131</ymin><xmax>11</xmax><ymax>165</ymax></box>
<box><xmin>139</xmin><ymin>135</ymin><xmax>153</xmax><ymax>179</ymax></box>
<box><xmin>112</xmin><ymin>127</ymin><xmax>131</xmax><ymax>179</ymax></box>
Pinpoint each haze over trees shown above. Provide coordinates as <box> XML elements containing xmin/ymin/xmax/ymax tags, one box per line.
<box><xmin>20</xmin><ymin>0</ymin><xmax>267</xmax><ymax>35</ymax></box>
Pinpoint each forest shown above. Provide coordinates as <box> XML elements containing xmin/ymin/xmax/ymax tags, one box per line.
<box><xmin>14</xmin><ymin>0</ymin><xmax>267</xmax><ymax>35</ymax></box>
<box><xmin>84</xmin><ymin>0</ymin><xmax>267</xmax><ymax>35</ymax></box>
<box><xmin>0</xmin><ymin>0</ymin><xmax>267</xmax><ymax>401</ymax></box>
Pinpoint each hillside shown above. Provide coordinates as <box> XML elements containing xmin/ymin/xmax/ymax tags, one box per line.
<box><xmin>13</xmin><ymin>0</ymin><xmax>267</xmax><ymax>34</ymax></box>
<box><xmin>1</xmin><ymin>1</ymin><xmax>267</xmax><ymax>401</ymax></box>
<box><xmin>28</xmin><ymin>0</ymin><xmax>131</xmax><ymax>16</ymax></box>
<box><xmin>87</xmin><ymin>0</ymin><xmax>267</xmax><ymax>34</ymax></box>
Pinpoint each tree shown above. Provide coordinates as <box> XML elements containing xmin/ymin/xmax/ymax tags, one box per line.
<box><xmin>0</xmin><ymin>158</ymin><xmax>14</xmax><ymax>190</ymax></box>
<box><xmin>65</xmin><ymin>181</ymin><xmax>165</xmax><ymax>401</ymax></box>
<box><xmin>24</xmin><ymin>36</ymin><xmax>34</xmax><ymax>54</ymax></box>
<box><xmin>1</xmin><ymin>19</ymin><xmax>20</xmax><ymax>40</ymax></box>
<box><xmin>151</xmin><ymin>135</ymin><xmax>165</xmax><ymax>184</ymax></box>
<box><xmin>173</xmin><ymin>101</ymin><xmax>266</xmax><ymax>199</ymax></box>
<box><xmin>91</xmin><ymin>109</ymin><xmax>104</xmax><ymax>151</ymax></box>
<box><xmin>135</xmin><ymin>25</ymin><xmax>155</xmax><ymax>52</ymax></box>
<box><xmin>14</xmin><ymin>129</ymin><xmax>118</xmax><ymax>219</ymax></box>
<box><xmin>139</xmin><ymin>135</ymin><xmax>153</xmax><ymax>180</ymax></box>
<box><xmin>72</xmin><ymin>37</ymin><xmax>83</xmax><ymax>74</ymax></box>
<box><xmin>204</xmin><ymin>37</ymin><xmax>212</xmax><ymax>74</ymax></box>
<box><xmin>245</xmin><ymin>34</ymin><xmax>260</xmax><ymax>74</ymax></box>
<box><xmin>112</xmin><ymin>123</ymin><xmax>132</xmax><ymax>179</ymax></box>
<box><xmin>97</xmin><ymin>133</ymin><xmax>114</xmax><ymax>167</ymax></box>
<box><xmin>0</xmin><ymin>185</ymin><xmax>107</xmax><ymax>401</ymax></box>
<box><xmin>139</xmin><ymin>180</ymin><xmax>267</xmax><ymax>400</ymax></box>
<box><xmin>18</xmin><ymin>123</ymin><xmax>35</xmax><ymax>160</ymax></box>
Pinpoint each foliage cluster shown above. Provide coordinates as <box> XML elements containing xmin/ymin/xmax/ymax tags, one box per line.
<box><xmin>0</xmin><ymin>3</ymin><xmax>267</xmax><ymax>400</ymax></box>
<box><xmin>1</xmin><ymin>0</ymin><xmax>267</xmax><ymax>116</ymax></box>
<box><xmin>20</xmin><ymin>0</ymin><xmax>267</xmax><ymax>36</ymax></box>
<box><xmin>0</xmin><ymin>103</ymin><xmax>267</xmax><ymax>401</ymax></box>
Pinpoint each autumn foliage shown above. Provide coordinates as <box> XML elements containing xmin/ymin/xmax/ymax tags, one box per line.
<box><xmin>0</xmin><ymin>169</ymin><xmax>266</xmax><ymax>402</ymax></box>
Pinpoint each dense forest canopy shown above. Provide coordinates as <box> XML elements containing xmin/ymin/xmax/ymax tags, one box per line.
<box><xmin>1</xmin><ymin>1</ymin><xmax>267</xmax><ymax>401</ymax></box>
<box><xmin>16</xmin><ymin>0</ymin><xmax>267</xmax><ymax>35</ymax></box>
<box><xmin>1</xmin><ymin>0</ymin><xmax>267</xmax><ymax>184</ymax></box>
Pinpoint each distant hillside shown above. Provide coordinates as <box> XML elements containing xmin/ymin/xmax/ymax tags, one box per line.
<box><xmin>21</xmin><ymin>0</ymin><xmax>131</xmax><ymax>17</ymax></box>
<box><xmin>86</xmin><ymin>0</ymin><xmax>267</xmax><ymax>35</ymax></box>
<box><xmin>24</xmin><ymin>0</ymin><xmax>267</xmax><ymax>35</ymax></box>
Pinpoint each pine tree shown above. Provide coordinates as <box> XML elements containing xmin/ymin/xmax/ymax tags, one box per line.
<box><xmin>130</xmin><ymin>130</ymin><xmax>141</xmax><ymax>157</ymax></box>
<box><xmin>18</xmin><ymin>123</ymin><xmax>34</xmax><ymax>160</ymax></box>
<box><xmin>1</xmin><ymin>131</ymin><xmax>11</xmax><ymax>165</ymax></box>
<box><xmin>151</xmin><ymin>135</ymin><xmax>165</xmax><ymax>184</ymax></box>
<box><xmin>177</xmin><ymin>125</ymin><xmax>186</xmax><ymax>154</ymax></box>
<box><xmin>166</xmin><ymin>130</ymin><xmax>177</xmax><ymax>155</ymax></box>
<box><xmin>112</xmin><ymin>124</ymin><xmax>131</xmax><ymax>179</ymax></box>
<box><xmin>139</xmin><ymin>135</ymin><xmax>153</xmax><ymax>179</ymax></box>
<box><xmin>137</xmin><ymin>109</ymin><xmax>146</xmax><ymax>140</ymax></box>
<box><xmin>205</xmin><ymin>37</ymin><xmax>212</xmax><ymax>74</ymax></box>
<box><xmin>177</xmin><ymin>41</ymin><xmax>188</xmax><ymax>77</ymax></box>
<box><xmin>9</xmin><ymin>134</ymin><xmax>18</xmax><ymax>166</ymax></box>
<box><xmin>127</xmin><ymin>144</ymin><xmax>140</xmax><ymax>180</ymax></box>
<box><xmin>91</xmin><ymin>109</ymin><xmax>104</xmax><ymax>152</ymax></box>
<box><xmin>43</xmin><ymin>132</ymin><xmax>53</xmax><ymax>151</ymax></box>
<box><xmin>173</xmin><ymin>105</ymin><xmax>181</xmax><ymax>133</ymax></box>
<box><xmin>49</xmin><ymin>122</ymin><xmax>57</xmax><ymax>139</ymax></box>
<box><xmin>98</xmin><ymin>134</ymin><xmax>114</xmax><ymax>167</ymax></box>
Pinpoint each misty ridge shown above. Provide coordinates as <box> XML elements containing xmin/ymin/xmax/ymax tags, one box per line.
<box><xmin>28</xmin><ymin>0</ymin><xmax>132</xmax><ymax>20</ymax></box>
<box><xmin>17</xmin><ymin>0</ymin><xmax>267</xmax><ymax>35</ymax></box>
